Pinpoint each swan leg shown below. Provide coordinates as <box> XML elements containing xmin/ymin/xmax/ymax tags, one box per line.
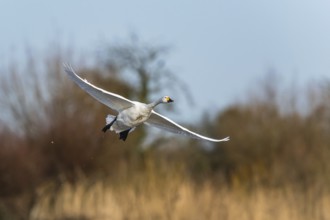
<box><xmin>119</xmin><ymin>128</ymin><xmax>131</xmax><ymax>141</ymax></box>
<box><xmin>102</xmin><ymin>116</ymin><xmax>117</xmax><ymax>132</ymax></box>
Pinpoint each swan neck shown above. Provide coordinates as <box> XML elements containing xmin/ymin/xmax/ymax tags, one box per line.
<box><xmin>148</xmin><ymin>98</ymin><xmax>163</xmax><ymax>109</ymax></box>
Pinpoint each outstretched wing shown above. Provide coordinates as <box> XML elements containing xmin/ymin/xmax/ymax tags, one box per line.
<box><xmin>145</xmin><ymin>111</ymin><xmax>230</xmax><ymax>142</ymax></box>
<box><xmin>64</xmin><ymin>64</ymin><xmax>134</xmax><ymax>112</ymax></box>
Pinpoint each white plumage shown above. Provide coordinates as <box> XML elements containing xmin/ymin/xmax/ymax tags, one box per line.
<box><xmin>64</xmin><ymin>64</ymin><xmax>229</xmax><ymax>142</ymax></box>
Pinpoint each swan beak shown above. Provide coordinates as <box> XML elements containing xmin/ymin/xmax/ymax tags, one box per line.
<box><xmin>168</xmin><ymin>98</ymin><xmax>174</xmax><ymax>103</ymax></box>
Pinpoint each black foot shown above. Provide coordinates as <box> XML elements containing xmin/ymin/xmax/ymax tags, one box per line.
<box><xmin>102</xmin><ymin>124</ymin><xmax>111</xmax><ymax>132</ymax></box>
<box><xmin>102</xmin><ymin>116</ymin><xmax>117</xmax><ymax>133</ymax></box>
<box><xmin>119</xmin><ymin>129</ymin><xmax>131</xmax><ymax>141</ymax></box>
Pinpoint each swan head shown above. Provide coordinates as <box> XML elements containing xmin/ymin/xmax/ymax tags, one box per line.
<box><xmin>149</xmin><ymin>96</ymin><xmax>174</xmax><ymax>108</ymax></box>
<box><xmin>162</xmin><ymin>96</ymin><xmax>174</xmax><ymax>103</ymax></box>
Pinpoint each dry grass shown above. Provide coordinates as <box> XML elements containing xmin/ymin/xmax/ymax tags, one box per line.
<box><xmin>30</xmin><ymin>175</ymin><xmax>330</xmax><ymax>220</ymax></box>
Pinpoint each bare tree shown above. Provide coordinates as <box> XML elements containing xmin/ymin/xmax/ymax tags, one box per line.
<box><xmin>99</xmin><ymin>35</ymin><xmax>192</xmax><ymax>105</ymax></box>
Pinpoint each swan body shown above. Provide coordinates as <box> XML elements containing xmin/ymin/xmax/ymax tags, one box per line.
<box><xmin>64</xmin><ymin>64</ymin><xmax>229</xmax><ymax>142</ymax></box>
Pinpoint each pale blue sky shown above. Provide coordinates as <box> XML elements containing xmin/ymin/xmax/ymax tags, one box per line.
<box><xmin>1</xmin><ymin>0</ymin><xmax>330</xmax><ymax>121</ymax></box>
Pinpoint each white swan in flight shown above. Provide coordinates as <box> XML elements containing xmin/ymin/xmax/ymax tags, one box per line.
<box><xmin>64</xmin><ymin>64</ymin><xmax>230</xmax><ymax>142</ymax></box>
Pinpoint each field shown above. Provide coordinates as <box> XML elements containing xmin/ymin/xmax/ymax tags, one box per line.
<box><xmin>30</xmin><ymin>171</ymin><xmax>330</xmax><ymax>220</ymax></box>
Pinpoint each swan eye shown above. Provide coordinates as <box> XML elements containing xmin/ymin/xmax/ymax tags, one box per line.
<box><xmin>164</xmin><ymin>96</ymin><xmax>173</xmax><ymax>103</ymax></box>
<box><xmin>164</xmin><ymin>96</ymin><xmax>172</xmax><ymax>102</ymax></box>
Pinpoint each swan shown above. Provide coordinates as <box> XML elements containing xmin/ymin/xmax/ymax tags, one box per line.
<box><xmin>64</xmin><ymin>64</ymin><xmax>230</xmax><ymax>142</ymax></box>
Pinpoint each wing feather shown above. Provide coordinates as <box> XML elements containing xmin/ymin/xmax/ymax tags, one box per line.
<box><xmin>64</xmin><ymin>64</ymin><xmax>134</xmax><ymax>112</ymax></box>
<box><xmin>145</xmin><ymin>111</ymin><xmax>230</xmax><ymax>142</ymax></box>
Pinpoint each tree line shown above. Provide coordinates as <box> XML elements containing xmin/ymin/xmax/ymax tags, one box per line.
<box><xmin>0</xmin><ymin>39</ymin><xmax>329</xmax><ymax>219</ymax></box>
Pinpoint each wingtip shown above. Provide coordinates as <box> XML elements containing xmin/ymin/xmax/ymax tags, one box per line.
<box><xmin>63</xmin><ymin>63</ymin><xmax>74</xmax><ymax>72</ymax></box>
<box><xmin>62</xmin><ymin>62</ymin><xmax>69</xmax><ymax>69</ymax></box>
<box><xmin>218</xmin><ymin>136</ymin><xmax>230</xmax><ymax>142</ymax></box>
